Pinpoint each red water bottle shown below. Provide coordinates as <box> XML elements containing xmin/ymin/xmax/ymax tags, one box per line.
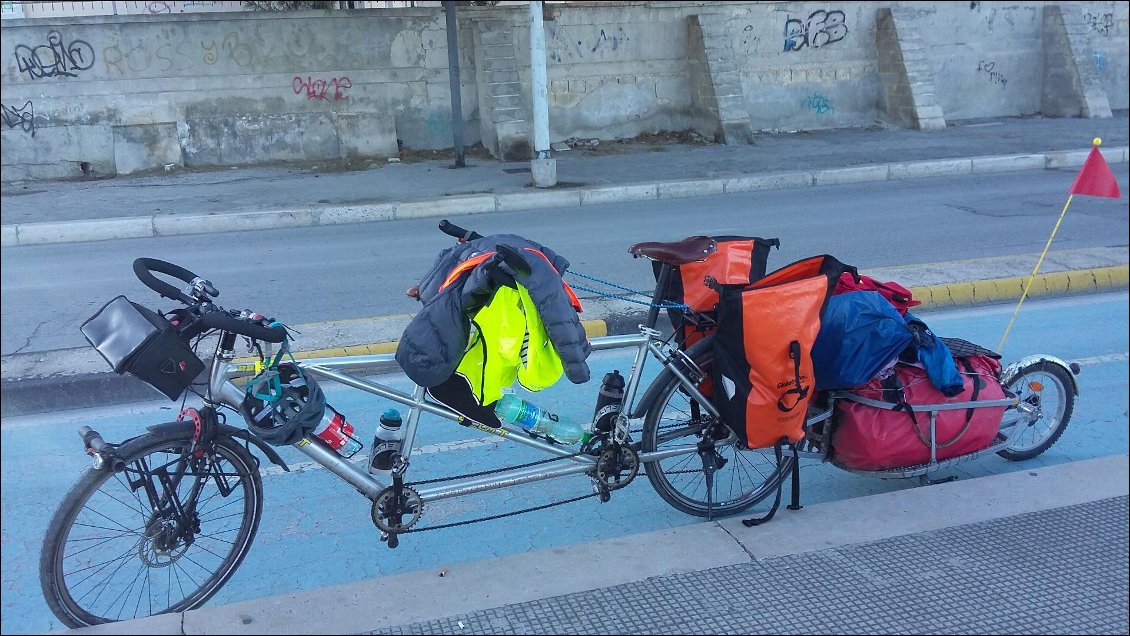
<box><xmin>313</xmin><ymin>405</ymin><xmax>362</xmax><ymax>457</ymax></box>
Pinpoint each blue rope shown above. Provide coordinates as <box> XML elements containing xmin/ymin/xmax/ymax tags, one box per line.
<box><xmin>566</xmin><ymin>270</ymin><xmax>689</xmax><ymax>310</ymax></box>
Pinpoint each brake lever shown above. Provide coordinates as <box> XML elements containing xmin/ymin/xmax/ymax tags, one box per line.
<box><xmin>187</xmin><ymin>277</ymin><xmax>219</xmax><ymax>301</ymax></box>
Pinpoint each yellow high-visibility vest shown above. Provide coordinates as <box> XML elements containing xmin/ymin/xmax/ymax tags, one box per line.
<box><xmin>455</xmin><ymin>283</ymin><xmax>564</xmax><ymax>405</ymax></box>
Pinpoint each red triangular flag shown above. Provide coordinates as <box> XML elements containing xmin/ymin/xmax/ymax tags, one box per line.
<box><xmin>1068</xmin><ymin>146</ymin><xmax>1121</xmax><ymax>198</ymax></box>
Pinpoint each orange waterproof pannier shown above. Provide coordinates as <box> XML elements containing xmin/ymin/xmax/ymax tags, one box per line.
<box><xmin>711</xmin><ymin>255</ymin><xmax>856</xmax><ymax>449</ymax></box>
<box><xmin>654</xmin><ymin>235</ymin><xmax>779</xmax><ymax>350</ymax></box>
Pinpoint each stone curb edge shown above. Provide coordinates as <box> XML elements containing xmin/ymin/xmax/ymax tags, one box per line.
<box><xmin>2</xmin><ymin>265</ymin><xmax>1125</xmax><ymax>418</ymax></box>
<box><xmin>2</xmin><ymin>147</ymin><xmax>1126</xmax><ymax>247</ymax></box>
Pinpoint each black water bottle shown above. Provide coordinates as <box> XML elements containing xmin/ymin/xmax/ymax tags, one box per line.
<box><xmin>593</xmin><ymin>370</ymin><xmax>626</xmax><ymax>433</ymax></box>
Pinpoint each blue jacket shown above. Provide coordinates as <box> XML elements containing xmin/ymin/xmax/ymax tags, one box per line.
<box><xmin>903</xmin><ymin>312</ymin><xmax>963</xmax><ymax>396</ymax></box>
<box><xmin>396</xmin><ymin>234</ymin><xmax>591</xmax><ymax>389</ymax></box>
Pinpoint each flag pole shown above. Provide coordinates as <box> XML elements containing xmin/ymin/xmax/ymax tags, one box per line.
<box><xmin>997</xmin><ymin>135</ymin><xmax>1108</xmax><ymax>352</ymax></box>
<box><xmin>997</xmin><ymin>194</ymin><xmax>1074</xmax><ymax>352</ymax></box>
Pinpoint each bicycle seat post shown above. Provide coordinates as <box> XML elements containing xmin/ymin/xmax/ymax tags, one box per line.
<box><xmin>645</xmin><ymin>263</ymin><xmax>674</xmax><ymax>330</ymax></box>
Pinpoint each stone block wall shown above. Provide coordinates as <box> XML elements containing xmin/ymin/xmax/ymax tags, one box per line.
<box><xmin>1</xmin><ymin>1</ymin><xmax>1126</xmax><ymax>182</ymax></box>
<box><xmin>0</xmin><ymin>9</ymin><xmax>478</xmax><ymax>180</ymax></box>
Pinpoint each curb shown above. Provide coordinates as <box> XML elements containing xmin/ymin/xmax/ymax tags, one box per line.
<box><xmin>2</xmin><ymin>265</ymin><xmax>1126</xmax><ymax>418</ymax></box>
<box><xmin>2</xmin><ymin>146</ymin><xmax>1126</xmax><ymax>247</ymax></box>
<box><xmin>48</xmin><ymin>455</ymin><xmax>1130</xmax><ymax>635</ymax></box>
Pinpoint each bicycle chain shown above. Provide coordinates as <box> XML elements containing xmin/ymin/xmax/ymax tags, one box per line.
<box><xmin>393</xmin><ymin>440</ymin><xmax>608</xmax><ymax>534</ymax></box>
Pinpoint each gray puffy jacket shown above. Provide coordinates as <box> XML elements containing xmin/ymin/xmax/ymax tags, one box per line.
<box><xmin>395</xmin><ymin>234</ymin><xmax>592</xmax><ymax>388</ymax></box>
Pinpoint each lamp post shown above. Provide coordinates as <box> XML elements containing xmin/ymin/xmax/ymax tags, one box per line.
<box><xmin>529</xmin><ymin>0</ymin><xmax>556</xmax><ymax>187</ymax></box>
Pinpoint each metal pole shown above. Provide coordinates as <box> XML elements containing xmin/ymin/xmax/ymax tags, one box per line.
<box><xmin>528</xmin><ymin>1</ymin><xmax>556</xmax><ymax>186</ymax></box>
<box><xmin>444</xmin><ymin>1</ymin><xmax>466</xmax><ymax>168</ymax></box>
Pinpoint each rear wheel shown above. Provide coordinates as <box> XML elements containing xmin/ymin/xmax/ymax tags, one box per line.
<box><xmin>641</xmin><ymin>339</ymin><xmax>794</xmax><ymax>517</ymax></box>
<box><xmin>996</xmin><ymin>362</ymin><xmax>1075</xmax><ymax>461</ymax></box>
<box><xmin>40</xmin><ymin>428</ymin><xmax>263</xmax><ymax>628</ymax></box>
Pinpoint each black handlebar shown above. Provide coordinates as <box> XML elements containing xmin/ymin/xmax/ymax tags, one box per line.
<box><xmin>133</xmin><ymin>258</ymin><xmax>197</xmax><ymax>305</ymax></box>
<box><xmin>200</xmin><ymin>309</ymin><xmax>289</xmax><ymax>343</ymax></box>
<box><xmin>437</xmin><ymin>220</ymin><xmax>531</xmax><ymax>277</ymax></box>
<box><xmin>439</xmin><ymin>219</ymin><xmax>483</xmax><ymax>242</ymax></box>
<box><xmin>132</xmin><ymin>257</ymin><xmax>288</xmax><ymax>343</ymax></box>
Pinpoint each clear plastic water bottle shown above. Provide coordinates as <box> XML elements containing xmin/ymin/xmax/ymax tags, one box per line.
<box><xmin>313</xmin><ymin>406</ymin><xmax>363</xmax><ymax>458</ymax></box>
<box><xmin>494</xmin><ymin>394</ymin><xmax>586</xmax><ymax>444</ymax></box>
<box><xmin>369</xmin><ymin>409</ymin><xmax>404</xmax><ymax>475</ymax></box>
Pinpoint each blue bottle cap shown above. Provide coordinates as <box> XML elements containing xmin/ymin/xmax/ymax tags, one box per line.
<box><xmin>382</xmin><ymin>408</ymin><xmax>402</xmax><ymax>421</ymax></box>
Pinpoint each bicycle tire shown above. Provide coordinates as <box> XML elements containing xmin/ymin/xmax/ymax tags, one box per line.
<box><xmin>40</xmin><ymin>426</ymin><xmax>264</xmax><ymax>628</ymax></box>
<box><xmin>641</xmin><ymin>337</ymin><xmax>794</xmax><ymax>518</ymax></box>
<box><xmin>996</xmin><ymin>361</ymin><xmax>1075</xmax><ymax>461</ymax></box>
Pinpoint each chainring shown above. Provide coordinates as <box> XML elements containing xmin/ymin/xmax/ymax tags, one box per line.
<box><xmin>596</xmin><ymin>444</ymin><xmax>639</xmax><ymax>490</ymax></box>
<box><xmin>371</xmin><ymin>485</ymin><xmax>423</xmax><ymax>533</ymax></box>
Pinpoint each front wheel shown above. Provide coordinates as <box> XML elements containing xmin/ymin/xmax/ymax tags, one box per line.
<box><xmin>641</xmin><ymin>338</ymin><xmax>794</xmax><ymax>518</ymax></box>
<box><xmin>40</xmin><ymin>427</ymin><xmax>264</xmax><ymax>628</ymax></box>
<box><xmin>996</xmin><ymin>361</ymin><xmax>1075</xmax><ymax>461</ymax></box>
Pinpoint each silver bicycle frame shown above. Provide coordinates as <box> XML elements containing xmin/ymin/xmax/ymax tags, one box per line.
<box><xmin>209</xmin><ymin>329</ymin><xmax>722</xmax><ymax>506</ymax></box>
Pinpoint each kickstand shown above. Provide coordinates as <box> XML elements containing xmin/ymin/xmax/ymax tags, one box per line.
<box><xmin>919</xmin><ymin>474</ymin><xmax>959</xmax><ymax>486</ymax></box>
<box><xmin>701</xmin><ymin>449</ymin><xmax>718</xmax><ymax>522</ymax></box>
<box><xmin>787</xmin><ymin>444</ymin><xmax>803</xmax><ymax>511</ymax></box>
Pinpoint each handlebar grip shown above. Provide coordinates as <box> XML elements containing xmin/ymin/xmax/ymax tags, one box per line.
<box><xmin>200</xmin><ymin>310</ymin><xmax>289</xmax><ymax>343</ymax></box>
<box><xmin>438</xmin><ymin>219</ymin><xmax>483</xmax><ymax>242</ymax></box>
<box><xmin>133</xmin><ymin>258</ymin><xmax>196</xmax><ymax>305</ymax></box>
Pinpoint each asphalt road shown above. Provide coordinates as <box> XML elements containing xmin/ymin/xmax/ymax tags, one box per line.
<box><xmin>3</xmin><ymin>292</ymin><xmax>1127</xmax><ymax>635</ymax></box>
<box><xmin>1</xmin><ymin>167</ymin><xmax>1128</xmax><ymax>355</ymax></box>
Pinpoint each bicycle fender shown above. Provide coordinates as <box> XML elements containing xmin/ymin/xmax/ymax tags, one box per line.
<box><xmin>146</xmin><ymin>421</ymin><xmax>291</xmax><ymax>472</ymax></box>
<box><xmin>1000</xmin><ymin>354</ymin><xmax>1080</xmax><ymax>396</ymax></box>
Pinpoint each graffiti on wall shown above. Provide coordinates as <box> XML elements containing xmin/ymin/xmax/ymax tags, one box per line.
<box><xmin>293</xmin><ymin>76</ymin><xmax>352</xmax><ymax>101</ymax></box>
<box><xmin>14</xmin><ymin>31</ymin><xmax>95</xmax><ymax>79</ymax></box>
<box><xmin>783</xmin><ymin>10</ymin><xmax>848</xmax><ymax>52</ymax></box>
<box><xmin>1</xmin><ymin>100</ymin><xmax>36</xmax><ymax>136</ymax></box>
<box><xmin>548</xmin><ymin>25</ymin><xmax>630</xmax><ymax>62</ymax></box>
<box><xmin>801</xmin><ymin>92</ymin><xmax>835</xmax><ymax>114</ymax></box>
<box><xmin>1093</xmin><ymin>53</ymin><xmax>1109</xmax><ymax>73</ymax></box>
<box><xmin>976</xmin><ymin>60</ymin><xmax>1007</xmax><ymax>88</ymax></box>
<box><xmin>1083</xmin><ymin>12</ymin><xmax>1114</xmax><ymax>36</ymax></box>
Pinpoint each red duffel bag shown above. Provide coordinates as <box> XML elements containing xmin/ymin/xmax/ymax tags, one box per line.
<box><xmin>830</xmin><ymin>354</ymin><xmax>1008</xmax><ymax>471</ymax></box>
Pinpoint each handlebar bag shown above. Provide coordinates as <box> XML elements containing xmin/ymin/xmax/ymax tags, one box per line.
<box><xmin>711</xmin><ymin>255</ymin><xmax>856</xmax><ymax>449</ymax></box>
<box><xmin>654</xmin><ymin>235</ymin><xmax>780</xmax><ymax>350</ymax></box>
<box><xmin>830</xmin><ymin>353</ymin><xmax>1007</xmax><ymax>471</ymax></box>
<box><xmin>81</xmin><ymin>295</ymin><xmax>204</xmax><ymax>400</ymax></box>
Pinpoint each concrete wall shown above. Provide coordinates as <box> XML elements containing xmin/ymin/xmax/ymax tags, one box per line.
<box><xmin>2</xmin><ymin>1</ymin><xmax>1126</xmax><ymax>182</ymax></box>
<box><xmin>0</xmin><ymin>8</ymin><xmax>481</xmax><ymax>180</ymax></box>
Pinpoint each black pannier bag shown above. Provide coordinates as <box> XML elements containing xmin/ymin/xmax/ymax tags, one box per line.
<box><xmin>81</xmin><ymin>295</ymin><xmax>205</xmax><ymax>400</ymax></box>
<box><xmin>653</xmin><ymin>235</ymin><xmax>780</xmax><ymax>349</ymax></box>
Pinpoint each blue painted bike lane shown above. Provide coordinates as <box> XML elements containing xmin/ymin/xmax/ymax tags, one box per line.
<box><xmin>2</xmin><ymin>292</ymin><xmax>1127</xmax><ymax>634</ymax></box>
